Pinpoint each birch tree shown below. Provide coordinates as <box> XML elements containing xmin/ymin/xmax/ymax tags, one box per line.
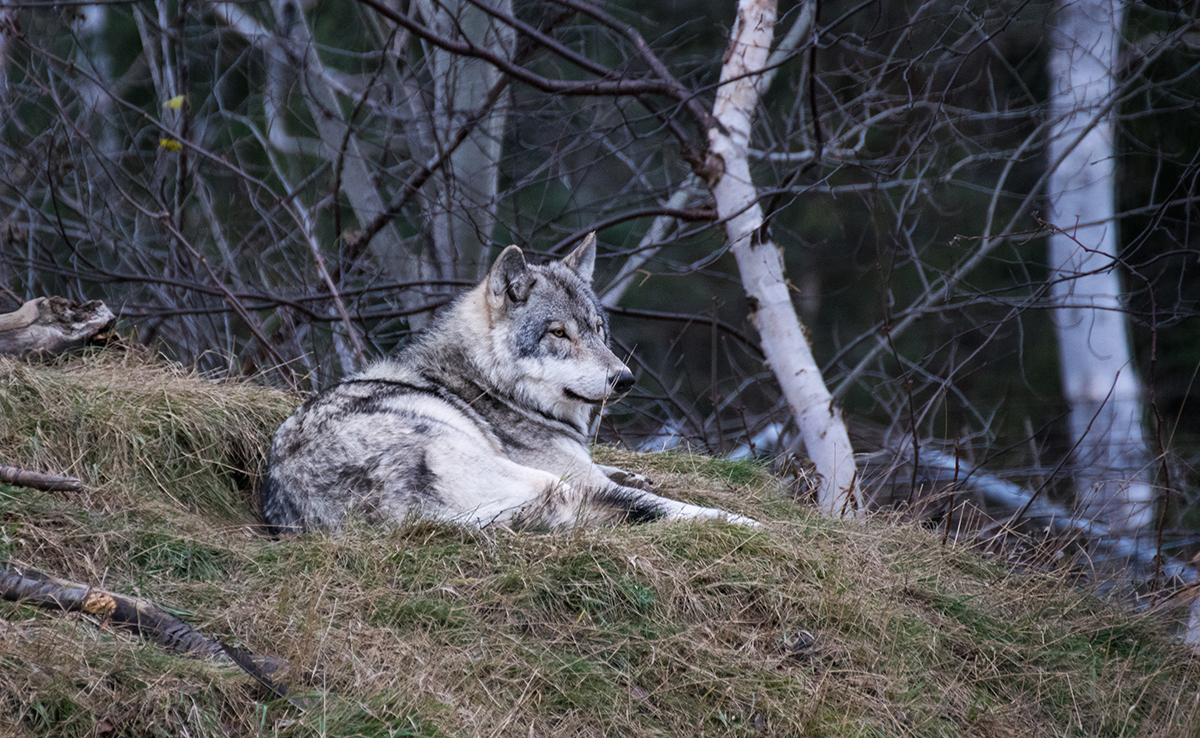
<box><xmin>414</xmin><ymin>0</ymin><xmax>514</xmax><ymax>282</ymax></box>
<box><xmin>268</xmin><ymin>0</ymin><xmax>428</xmax><ymax>308</ymax></box>
<box><xmin>1046</xmin><ymin>0</ymin><xmax>1154</xmax><ymax>536</ymax></box>
<box><xmin>705</xmin><ymin>0</ymin><xmax>860</xmax><ymax>514</ymax></box>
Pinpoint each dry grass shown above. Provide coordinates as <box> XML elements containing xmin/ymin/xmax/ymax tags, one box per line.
<box><xmin>2</xmin><ymin>352</ymin><xmax>1199</xmax><ymax>737</ymax></box>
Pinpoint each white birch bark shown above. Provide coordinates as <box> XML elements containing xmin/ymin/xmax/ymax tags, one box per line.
<box><xmin>1047</xmin><ymin>0</ymin><xmax>1154</xmax><ymax>535</ymax></box>
<box><xmin>601</xmin><ymin>2</ymin><xmax>814</xmax><ymax>310</ymax></box>
<box><xmin>414</xmin><ymin>0</ymin><xmax>513</xmax><ymax>281</ymax></box>
<box><xmin>706</xmin><ymin>0</ymin><xmax>860</xmax><ymax>514</ymax></box>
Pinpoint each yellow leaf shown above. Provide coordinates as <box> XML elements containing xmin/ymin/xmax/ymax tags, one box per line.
<box><xmin>162</xmin><ymin>95</ymin><xmax>186</xmax><ymax>110</ymax></box>
<box><xmin>159</xmin><ymin>138</ymin><xmax>183</xmax><ymax>152</ymax></box>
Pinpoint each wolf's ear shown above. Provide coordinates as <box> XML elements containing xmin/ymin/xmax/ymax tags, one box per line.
<box><xmin>488</xmin><ymin>245</ymin><xmax>534</xmax><ymax>307</ymax></box>
<box><xmin>561</xmin><ymin>232</ymin><xmax>596</xmax><ymax>284</ymax></box>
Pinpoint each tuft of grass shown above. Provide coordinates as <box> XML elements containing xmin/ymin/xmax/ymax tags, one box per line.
<box><xmin>1</xmin><ymin>354</ymin><xmax>1199</xmax><ymax>737</ymax></box>
<box><xmin>0</xmin><ymin>350</ymin><xmax>294</xmax><ymax>523</ymax></box>
<box><xmin>125</xmin><ymin>529</ymin><xmax>233</xmax><ymax>582</ymax></box>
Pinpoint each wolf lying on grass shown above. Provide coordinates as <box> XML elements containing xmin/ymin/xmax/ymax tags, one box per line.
<box><xmin>261</xmin><ymin>235</ymin><xmax>755</xmax><ymax>532</ymax></box>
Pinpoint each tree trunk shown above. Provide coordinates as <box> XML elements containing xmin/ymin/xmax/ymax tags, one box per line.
<box><xmin>414</xmin><ymin>0</ymin><xmax>513</xmax><ymax>282</ymax></box>
<box><xmin>1046</xmin><ymin>0</ymin><xmax>1154</xmax><ymax>536</ymax></box>
<box><xmin>271</xmin><ymin>0</ymin><xmax>435</xmax><ymax>316</ymax></box>
<box><xmin>705</xmin><ymin>0</ymin><xmax>860</xmax><ymax>514</ymax></box>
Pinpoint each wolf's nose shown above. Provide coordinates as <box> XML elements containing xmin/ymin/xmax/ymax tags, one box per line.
<box><xmin>610</xmin><ymin>371</ymin><xmax>636</xmax><ymax>394</ymax></box>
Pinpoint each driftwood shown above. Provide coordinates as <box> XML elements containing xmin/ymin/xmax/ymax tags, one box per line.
<box><xmin>0</xmin><ymin>563</ymin><xmax>291</xmax><ymax>701</ymax></box>
<box><xmin>0</xmin><ymin>464</ymin><xmax>84</xmax><ymax>492</ymax></box>
<box><xmin>0</xmin><ymin>297</ymin><xmax>115</xmax><ymax>356</ymax></box>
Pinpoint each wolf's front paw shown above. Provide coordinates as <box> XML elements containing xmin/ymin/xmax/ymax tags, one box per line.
<box><xmin>722</xmin><ymin>513</ymin><xmax>761</xmax><ymax>528</ymax></box>
<box><xmin>600</xmin><ymin>465</ymin><xmax>654</xmax><ymax>490</ymax></box>
<box><xmin>690</xmin><ymin>506</ymin><xmax>760</xmax><ymax>528</ymax></box>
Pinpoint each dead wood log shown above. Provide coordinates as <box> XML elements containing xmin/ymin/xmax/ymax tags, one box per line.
<box><xmin>0</xmin><ymin>297</ymin><xmax>115</xmax><ymax>356</ymax></box>
<box><xmin>0</xmin><ymin>563</ymin><xmax>291</xmax><ymax>701</ymax></box>
<box><xmin>0</xmin><ymin>464</ymin><xmax>84</xmax><ymax>492</ymax></box>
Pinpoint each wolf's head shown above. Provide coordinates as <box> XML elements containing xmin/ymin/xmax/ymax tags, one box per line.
<box><xmin>474</xmin><ymin>234</ymin><xmax>635</xmax><ymax>426</ymax></box>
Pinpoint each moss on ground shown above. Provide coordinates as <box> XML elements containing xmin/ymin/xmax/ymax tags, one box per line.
<box><xmin>1</xmin><ymin>353</ymin><xmax>1198</xmax><ymax>737</ymax></box>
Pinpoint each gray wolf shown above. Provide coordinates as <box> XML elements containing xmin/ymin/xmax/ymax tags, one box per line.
<box><xmin>261</xmin><ymin>235</ymin><xmax>755</xmax><ymax>532</ymax></box>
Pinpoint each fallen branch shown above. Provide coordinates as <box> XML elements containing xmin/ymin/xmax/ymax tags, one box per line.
<box><xmin>908</xmin><ymin>449</ymin><xmax>1197</xmax><ymax>584</ymax></box>
<box><xmin>732</xmin><ymin>423</ymin><xmax>1198</xmax><ymax>585</ymax></box>
<box><xmin>0</xmin><ymin>297</ymin><xmax>115</xmax><ymax>356</ymax></box>
<box><xmin>0</xmin><ymin>563</ymin><xmax>292</xmax><ymax>701</ymax></box>
<box><xmin>0</xmin><ymin>465</ymin><xmax>84</xmax><ymax>493</ymax></box>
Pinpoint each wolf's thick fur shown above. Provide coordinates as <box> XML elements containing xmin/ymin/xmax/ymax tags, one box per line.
<box><xmin>261</xmin><ymin>237</ymin><xmax>754</xmax><ymax>531</ymax></box>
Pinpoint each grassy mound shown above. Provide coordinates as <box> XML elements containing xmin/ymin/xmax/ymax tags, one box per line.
<box><xmin>1</xmin><ymin>353</ymin><xmax>1198</xmax><ymax>737</ymax></box>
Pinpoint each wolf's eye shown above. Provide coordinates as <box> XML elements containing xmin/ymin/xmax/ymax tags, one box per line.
<box><xmin>549</xmin><ymin>327</ymin><xmax>568</xmax><ymax>339</ymax></box>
